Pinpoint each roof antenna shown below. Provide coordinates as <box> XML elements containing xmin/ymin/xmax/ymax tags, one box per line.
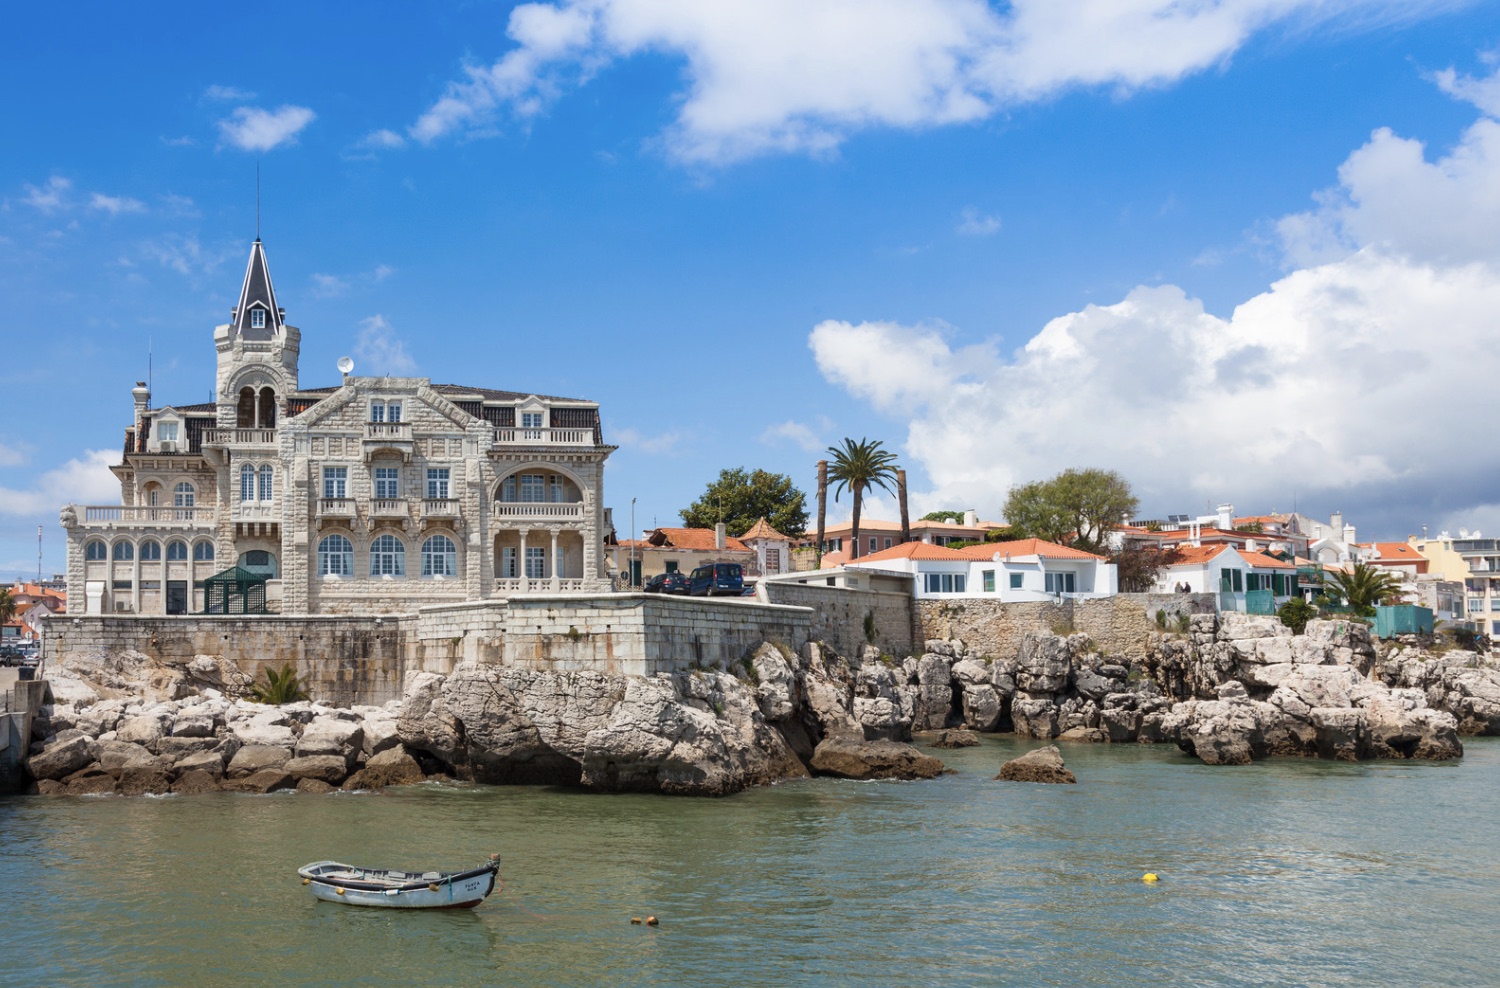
<box><xmin>256</xmin><ymin>161</ymin><xmax>261</xmax><ymax>241</ymax></box>
<box><xmin>148</xmin><ymin>335</ymin><xmax>153</xmax><ymax>395</ymax></box>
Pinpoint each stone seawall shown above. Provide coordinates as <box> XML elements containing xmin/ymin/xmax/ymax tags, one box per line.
<box><xmin>43</xmin><ymin>595</ymin><xmax>815</xmax><ymax>705</ymax></box>
<box><xmin>758</xmin><ymin>583</ymin><xmax>914</xmax><ymax>659</ymax></box>
<box><xmin>916</xmin><ymin>593</ymin><xmax>1216</xmax><ymax>664</ymax></box>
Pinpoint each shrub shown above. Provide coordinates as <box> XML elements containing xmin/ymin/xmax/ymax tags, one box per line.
<box><xmin>1278</xmin><ymin>598</ymin><xmax>1317</xmax><ymax>635</ymax></box>
<box><xmin>863</xmin><ymin>613</ymin><xmax>877</xmax><ymax>643</ymax></box>
<box><xmin>1174</xmin><ymin>613</ymin><xmax>1191</xmax><ymax>634</ymax></box>
<box><xmin>1154</xmin><ymin>609</ymin><xmax>1167</xmax><ymax>629</ymax></box>
<box><xmin>249</xmin><ymin>664</ymin><xmax>309</xmax><ymax>705</ymax></box>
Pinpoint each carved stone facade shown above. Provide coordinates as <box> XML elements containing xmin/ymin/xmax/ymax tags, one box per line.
<box><xmin>61</xmin><ymin>239</ymin><xmax>615</xmax><ymax>615</ymax></box>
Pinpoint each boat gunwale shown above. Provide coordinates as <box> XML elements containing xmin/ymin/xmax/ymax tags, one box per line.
<box><xmin>297</xmin><ymin>861</ymin><xmax>499</xmax><ymax>894</ymax></box>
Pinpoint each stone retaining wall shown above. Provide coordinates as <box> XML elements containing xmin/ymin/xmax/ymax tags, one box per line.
<box><xmin>43</xmin><ymin>595</ymin><xmax>816</xmax><ymax>703</ymax></box>
<box><xmin>758</xmin><ymin>583</ymin><xmax>914</xmax><ymax>659</ymax></box>
<box><xmin>915</xmin><ymin>593</ymin><xmax>1216</xmax><ymax>663</ymax></box>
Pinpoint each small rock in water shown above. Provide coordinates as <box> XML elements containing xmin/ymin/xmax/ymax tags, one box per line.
<box><xmin>996</xmin><ymin>745</ymin><xmax>1077</xmax><ymax>784</ymax></box>
<box><xmin>930</xmin><ymin>729</ymin><xmax>981</xmax><ymax>749</ymax></box>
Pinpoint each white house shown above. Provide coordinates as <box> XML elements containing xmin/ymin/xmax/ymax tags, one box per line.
<box><xmin>1154</xmin><ymin>544</ymin><xmax>1296</xmax><ymax>611</ymax></box>
<box><xmin>843</xmin><ymin>538</ymin><xmax>1118</xmax><ymax>601</ymax></box>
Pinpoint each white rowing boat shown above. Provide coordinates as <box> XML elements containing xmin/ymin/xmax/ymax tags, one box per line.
<box><xmin>298</xmin><ymin>854</ymin><xmax>501</xmax><ymax>909</ymax></box>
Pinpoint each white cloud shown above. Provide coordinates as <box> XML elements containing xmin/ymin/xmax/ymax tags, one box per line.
<box><xmin>22</xmin><ymin>176</ymin><xmax>71</xmax><ymax>211</ymax></box>
<box><xmin>0</xmin><ymin>450</ymin><xmax>119</xmax><ymax>516</ymax></box>
<box><xmin>955</xmin><ymin>206</ymin><xmax>1000</xmax><ymax>236</ymax></box>
<box><xmin>138</xmin><ymin>234</ymin><xmax>234</xmax><ymax>277</ymax></box>
<box><xmin>406</xmin><ymin>0</ymin><xmax>1441</xmax><ymax>164</ymax></box>
<box><xmin>760</xmin><ymin>419</ymin><xmax>826</xmax><ymax>452</ymax></box>
<box><xmin>612</xmin><ymin>427</ymin><xmax>685</xmax><ymax>455</ymax></box>
<box><xmin>204</xmin><ymin>84</ymin><xmax>256</xmax><ymax>102</ymax></box>
<box><xmin>217</xmin><ymin>105</ymin><xmax>316</xmax><ymax>152</ymax></box>
<box><xmin>813</xmin><ymin>72</ymin><xmax>1500</xmax><ymax>534</ymax></box>
<box><xmin>0</xmin><ymin>442</ymin><xmax>27</xmax><ymax>468</ymax></box>
<box><xmin>1434</xmin><ymin>62</ymin><xmax>1500</xmax><ymax>118</ymax></box>
<box><xmin>353</xmin><ymin>315</ymin><xmax>417</xmax><ymax>374</ymax></box>
<box><xmin>88</xmin><ymin>193</ymin><xmax>146</xmax><ymax>216</ymax></box>
<box><xmin>359</xmin><ymin>128</ymin><xmax>407</xmax><ymax>150</ymax></box>
<box><xmin>310</xmin><ymin>273</ymin><xmax>350</xmax><ymax>298</ymax></box>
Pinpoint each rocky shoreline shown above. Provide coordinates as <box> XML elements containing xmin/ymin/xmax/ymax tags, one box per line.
<box><xmin>21</xmin><ymin>611</ymin><xmax>1500</xmax><ymax>797</ymax></box>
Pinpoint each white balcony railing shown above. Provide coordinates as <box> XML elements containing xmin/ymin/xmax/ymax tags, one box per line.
<box><xmin>204</xmin><ymin>428</ymin><xmax>277</xmax><ymax>446</ymax></box>
<box><xmin>421</xmin><ymin>499</ymin><xmax>461</xmax><ymax>519</ymax></box>
<box><xmin>317</xmin><ymin>498</ymin><xmax>356</xmax><ymax>518</ymax></box>
<box><xmin>371</xmin><ymin>499</ymin><xmax>409</xmax><ymax>519</ymax></box>
<box><xmin>79</xmin><ymin>505</ymin><xmax>215</xmax><ymax>527</ymax></box>
<box><xmin>365</xmin><ymin>422</ymin><xmax>413</xmax><ymax>441</ymax></box>
<box><xmin>491</xmin><ymin>428</ymin><xmax>592</xmax><ymax>446</ymax></box>
<box><xmin>495</xmin><ymin>578</ymin><xmax>588</xmax><ymax>594</ymax></box>
<box><xmin>492</xmin><ymin>501</ymin><xmax>585</xmax><ymax>519</ymax></box>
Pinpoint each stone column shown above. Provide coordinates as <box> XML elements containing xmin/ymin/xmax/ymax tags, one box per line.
<box><xmin>550</xmin><ymin>528</ymin><xmax>560</xmax><ymax>591</ymax></box>
<box><xmin>519</xmin><ymin>529</ymin><xmax>529</xmax><ymax>593</ymax></box>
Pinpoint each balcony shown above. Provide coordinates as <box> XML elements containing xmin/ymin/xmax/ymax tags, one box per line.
<box><xmin>492</xmin><ymin>501</ymin><xmax>585</xmax><ymax>520</ymax></box>
<box><xmin>495</xmin><ymin>577</ymin><xmax>588</xmax><ymax>594</ymax></box>
<box><xmin>365</xmin><ymin>422</ymin><xmax>412</xmax><ymax>442</ymax></box>
<box><xmin>421</xmin><ymin>498</ymin><xmax>461</xmax><ymax>521</ymax></box>
<box><xmin>491</xmin><ymin>427</ymin><xmax>592</xmax><ymax>446</ymax></box>
<box><xmin>204</xmin><ymin>428</ymin><xmax>278</xmax><ymax>447</ymax></box>
<box><xmin>317</xmin><ymin>498</ymin><xmax>356</xmax><ymax>519</ymax></box>
<box><xmin>78</xmin><ymin>505</ymin><xmax>215</xmax><ymax>528</ymax></box>
<box><xmin>370</xmin><ymin>499</ymin><xmax>409</xmax><ymax>521</ymax></box>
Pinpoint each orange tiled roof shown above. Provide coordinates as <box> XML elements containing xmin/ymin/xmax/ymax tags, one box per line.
<box><xmin>1239</xmin><ymin>549</ymin><xmax>1295</xmax><ymax>570</ymax></box>
<box><xmin>952</xmin><ymin>538</ymin><xmax>1105</xmax><ymax>561</ymax></box>
<box><xmin>1362</xmin><ymin>542</ymin><xmax>1424</xmax><ymax>562</ymax></box>
<box><xmin>849</xmin><ymin>542</ymin><xmax>970</xmax><ymax>563</ymax></box>
<box><xmin>646</xmin><ymin>528</ymin><xmax>751</xmax><ymax>552</ymax></box>
<box><xmin>1165</xmin><ymin>544</ymin><xmax>1293</xmax><ymax>569</ymax></box>
<box><xmin>738</xmin><ymin>518</ymin><xmax>790</xmax><ymax>541</ymax></box>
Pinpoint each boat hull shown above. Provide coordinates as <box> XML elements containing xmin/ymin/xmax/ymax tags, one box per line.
<box><xmin>298</xmin><ymin>862</ymin><xmax>499</xmax><ymax>910</ymax></box>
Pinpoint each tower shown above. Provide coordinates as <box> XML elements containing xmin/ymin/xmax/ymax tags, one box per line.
<box><xmin>214</xmin><ymin>238</ymin><xmax>301</xmax><ymax>428</ymax></box>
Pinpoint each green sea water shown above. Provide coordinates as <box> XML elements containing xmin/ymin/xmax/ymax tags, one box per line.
<box><xmin>2</xmin><ymin>737</ymin><xmax>1497</xmax><ymax>988</ymax></box>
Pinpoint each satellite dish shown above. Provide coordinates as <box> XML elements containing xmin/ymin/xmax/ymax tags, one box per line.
<box><xmin>337</xmin><ymin>356</ymin><xmax>354</xmax><ymax>375</ymax></box>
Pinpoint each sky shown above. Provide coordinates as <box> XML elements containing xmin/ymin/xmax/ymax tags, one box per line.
<box><xmin>3</xmin><ymin>0</ymin><xmax>1499</xmax><ymax>578</ymax></box>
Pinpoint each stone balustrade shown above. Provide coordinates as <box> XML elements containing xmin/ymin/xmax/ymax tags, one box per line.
<box><xmin>491</xmin><ymin>427</ymin><xmax>592</xmax><ymax>446</ymax></box>
<box><xmin>78</xmin><ymin>506</ymin><xmax>216</xmax><ymax>528</ymax></box>
<box><xmin>491</xmin><ymin>501</ymin><xmax>585</xmax><ymax>519</ymax></box>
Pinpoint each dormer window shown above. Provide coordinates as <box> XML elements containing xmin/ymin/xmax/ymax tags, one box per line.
<box><xmin>522</xmin><ymin>411</ymin><xmax>544</xmax><ymax>439</ymax></box>
<box><xmin>250</xmin><ymin>308</ymin><xmax>266</xmax><ymax>329</ymax></box>
<box><xmin>157</xmin><ymin>422</ymin><xmax>179</xmax><ymax>443</ymax></box>
<box><xmin>371</xmin><ymin>400</ymin><xmax>402</xmax><ymax>423</ymax></box>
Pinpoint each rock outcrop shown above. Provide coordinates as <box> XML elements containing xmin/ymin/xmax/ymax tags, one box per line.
<box><xmin>997</xmin><ymin>745</ymin><xmax>1076</xmax><ymax>784</ymax></box>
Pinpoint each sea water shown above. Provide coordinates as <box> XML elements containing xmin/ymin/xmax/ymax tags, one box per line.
<box><xmin>1</xmin><ymin>737</ymin><xmax>1497</xmax><ymax>988</ymax></box>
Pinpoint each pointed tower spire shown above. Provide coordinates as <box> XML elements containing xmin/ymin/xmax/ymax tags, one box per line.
<box><xmin>232</xmin><ymin>238</ymin><xmax>283</xmax><ymax>342</ymax></box>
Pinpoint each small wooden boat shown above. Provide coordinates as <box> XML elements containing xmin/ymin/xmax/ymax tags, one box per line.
<box><xmin>298</xmin><ymin>854</ymin><xmax>501</xmax><ymax>909</ymax></box>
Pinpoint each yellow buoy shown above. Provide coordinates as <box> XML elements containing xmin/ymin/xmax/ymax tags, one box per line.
<box><xmin>646</xmin><ymin>916</ymin><xmax>659</xmax><ymax>926</ymax></box>
<box><xmin>1142</xmin><ymin>873</ymin><xmax>1159</xmax><ymax>883</ymax></box>
<box><xmin>302</xmin><ymin>878</ymin><xmax>310</xmax><ymax>885</ymax></box>
<box><xmin>429</xmin><ymin>883</ymin><xmax>440</xmax><ymax>892</ymax></box>
<box><xmin>630</xmin><ymin>917</ymin><xmax>642</xmax><ymax>925</ymax></box>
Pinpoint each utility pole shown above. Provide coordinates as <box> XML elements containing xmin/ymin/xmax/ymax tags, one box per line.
<box><xmin>815</xmin><ymin>460</ymin><xmax>828</xmax><ymax>568</ymax></box>
<box><xmin>38</xmin><ymin>525</ymin><xmax>43</xmax><ymax>582</ymax></box>
<box><xmin>630</xmin><ymin>498</ymin><xmax>637</xmax><ymax>590</ymax></box>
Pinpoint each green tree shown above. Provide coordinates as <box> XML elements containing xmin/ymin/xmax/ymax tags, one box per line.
<box><xmin>680</xmin><ymin>468</ymin><xmax>809</xmax><ymax>538</ymax></box>
<box><xmin>827</xmin><ymin>437</ymin><xmax>900</xmax><ymax>560</ymax></box>
<box><xmin>0</xmin><ymin>587</ymin><xmax>16</xmax><ymax>627</ymax></box>
<box><xmin>1278</xmin><ymin>598</ymin><xmax>1317</xmax><ymax>634</ymax></box>
<box><xmin>1322</xmin><ymin>562</ymin><xmax>1404</xmax><ymax>617</ymax></box>
<box><xmin>1002</xmin><ymin>468</ymin><xmax>1139</xmax><ymax>552</ymax></box>
<box><xmin>921</xmin><ymin>510</ymin><xmax>966</xmax><ymax>523</ymax></box>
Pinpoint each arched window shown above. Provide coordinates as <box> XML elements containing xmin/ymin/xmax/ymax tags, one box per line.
<box><xmin>237</xmin><ymin>387</ymin><xmax>256</xmax><ymax>428</ymax></box>
<box><xmin>259</xmin><ymin>464</ymin><xmax>274</xmax><ymax>501</ymax></box>
<box><xmin>85</xmin><ymin>540</ymin><xmax>107</xmax><ymax>561</ymax></box>
<box><xmin>421</xmin><ymin>535</ymin><xmax>457</xmax><ymax>578</ymax></box>
<box><xmin>259</xmin><ymin>386</ymin><xmax>276</xmax><ymax>427</ymax></box>
<box><xmin>318</xmin><ymin>534</ymin><xmax>354</xmax><ymax>577</ymax></box>
<box><xmin>370</xmin><ymin>534</ymin><xmax>406</xmax><ymax>577</ymax></box>
<box><xmin>193</xmin><ymin>541</ymin><xmax>215</xmax><ymax>561</ymax></box>
<box><xmin>113</xmin><ymin>541</ymin><xmax>135</xmax><ymax>561</ymax></box>
<box><xmin>166</xmin><ymin>540</ymin><xmax>189</xmax><ymax>561</ymax></box>
<box><xmin>143</xmin><ymin>482</ymin><xmax>162</xmax><ymax>507</ymax></box>
<box><xmin>174</xmin><ymin>482</ymin><xmax>195</xmax><ymax>507</ymax></box>
<box><xmin>240</xmin><ymin>464</ymin><xmax>256</xmax><ymax>501</ymax></box>
<box><xmin>140</xmin><ymin>540</ymin><xmax>162</xmax><ymax>561</ymax></box>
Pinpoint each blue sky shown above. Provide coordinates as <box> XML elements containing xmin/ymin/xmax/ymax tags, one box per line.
<box><xmin>3</xmin><ymin>1</ymin><xmax>1499</xmax><ymax>576</ymax></box>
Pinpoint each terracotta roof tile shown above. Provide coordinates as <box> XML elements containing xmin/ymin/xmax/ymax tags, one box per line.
<box><xmin>738</xmin><ymin>518</ymin><xmax>790</xmax><ymax>541</ymax></box>
<box><xmin>952</xmin><ymin>539</ymin><xmax>1105</xmax><ymax>561</ymax></box>
<box><xmin>849</xmin><ymin>542</ymin><xmax>969</xmax><ymax>563</ymax></box>
<box><xmin>646</xmin><ymin>528</ymin><xmax>750</xmax><ymax>552</ymax></box>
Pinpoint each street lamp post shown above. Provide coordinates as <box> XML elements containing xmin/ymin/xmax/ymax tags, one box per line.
<box><xmin>630</xmin><ymin>497</ymin><xmax>637</xmax><ymax>590</ymax></box>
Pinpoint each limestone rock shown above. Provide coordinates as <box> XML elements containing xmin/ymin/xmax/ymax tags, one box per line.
<box><xmin>117</xmin><ymin>768</ymin><xmax>173</xmax><ymax>796</ymax></box>
<box><xmin>283</xmin><ymin>755</ymin><xmax>349</xmax><ymax>785</ymax></box>
<box><xmin>98</xmin><ymin>741</ymin><xmax>167</xmax><ymax>775</ymax></box>
<box><xmin>296</xmin><ymin>717</ymin><xmax>364</xmax><ymax>768</ymax></box>
<box><xmin>221</xmin><ymin>769</ymin><xmax>296</xmax><ymax>794</ymax></box>
<box><xmin>226</xmin><ymin>745</ymin><xmax>293</xmax><ymax>778</ymax></box>
<box><xmin>26</xmin><ymin>735</ymin><xmax>97</xmax><ymax>781</ymax></box>
<box><xmin>959</xmin><ymin>683</ymin><xmax>1002</xmax><ymax>732</ymax></box>
<box><xmin>171</xmin><ymin>770</ymin><xmax>222</xmax><ymax>794</ymax></box>
<box><xmin>1010</xmin><ymin>694</ymin><xmax>1059</xmax><ymax>740</ymax></box>
<box><xmin>929</xmin><ymin>728</ymin><xmax>981</xmax><ymax>748</ymax></box>
<box><xmin>173</xmin><ymin>750</ymin><xmax>228</xmax><ymax>780</ymax></box>
<box><xmin>997</xmin><ymin>745</ymin><xmax>1076</xmax><ymax>784</ymax></box>
<box><xmin>808</xmin><ymin>734</ymin><xmax>945</xmax><ymax>780</ymax></box>
<box><xmin>296</xmin><ymin>778</ymin><xmax>337</xmax><ymax>794</ymax></box>
<box><xmin>115</xmin><ymin>715</ymin><xmax>168</xmax><ymax>748</ymax></box>
<box><xmin>344</xmin><ymin>747</ymin><xmax>425</xmax><ymax>790</ymax></box>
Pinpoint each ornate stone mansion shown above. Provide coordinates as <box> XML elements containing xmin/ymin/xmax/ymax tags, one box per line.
<box><xmin>62</xmin><ymin>238</ymin><xmax>614</xmax><ymax>615</ymax></box>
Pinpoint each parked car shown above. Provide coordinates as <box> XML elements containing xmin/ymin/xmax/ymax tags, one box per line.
<box><xmin>0</xmin><ymin>646</ymin><xmax>26</xmax><ymax>667</ymax></box>
<box><xmin>688</xmin><ymin>563</ymin><xmax>744</xmax><ymax>597</ymax></box>
<box><xmin>643</xmin><ymin>572</ymin><xmax>690</xmax><ymax>595</ymax></box>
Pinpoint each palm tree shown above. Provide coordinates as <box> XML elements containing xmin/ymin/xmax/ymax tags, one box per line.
<box><xmin>0</xmin><ymin>587</ymin><xmax>16</xmax><ymax>627</ymax></box>
<box><xmin>826</xmin><ymin>438</ymin><xmax>900</xmax><ymax>560</ymax></box>
<box><xmin>1323</xmin><ymin>562</ymin><xmax>1404</xmax><ymax>617</ymax></box>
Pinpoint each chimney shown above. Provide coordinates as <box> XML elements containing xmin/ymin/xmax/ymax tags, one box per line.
<box><xmin>964</xmin><ymin>509</ymin><xmax>978</xmax><ymax>528</ymax></box>
<box><xmin>1216</xmin><ymin>503</ymin><xmax>1233</xmax><ymax>530</ymax></box>
<box><xmin>1330</xmin><ymin>511</ymin><xmax>1343</xmax><ymax>536</ymax></box>
<box><xmin>132</xmin><ymin>381</ymin><xmax>150</xmax><ymax>450</ymax></box>
<box><xmin>1343</xmin><ymin>524</ymin><xmax>1356</xmax><ymax>545</ymax></box>
<box><xmin>715</xmin><ymin>522</ymin><xmax>726</xmax><ymax>551</ymax></box>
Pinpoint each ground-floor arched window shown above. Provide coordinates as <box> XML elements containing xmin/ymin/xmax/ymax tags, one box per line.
<box><xmin>140</xmin><ymin>540</ymin><xmax>162</xmax><ymax>561</ymax></box>
<box><xmin>370</xmin><ymin>533</ymin><xmax>406</xmax><ymax>577</ymax></box>
<box><xmin>167</xmin><ymin>540</ymin><xmax>189</xmax><ymax>561</ymax></box>
<box><xmin>421</xmin><ymin>535</ymin><xmax>457</xmax><ymax>577</ymax></box>
<box><xmin>113</xmin><ymin>541</ymin><xmax>134</xmax><ymax>561</ymax></box>
<box><xmin>318</xmin><ymin>534</ymin><xmax>354</xmax><ymax>576</ymax></box>
<box><xmin>193</xmin><ymin>540</ymin><xmax>215</xmax><ymax>561</ymax></box>
<box><xmin>86</xmin><ymin>540</ymin><xmax>107</xmax><ymax>561</ymax></box>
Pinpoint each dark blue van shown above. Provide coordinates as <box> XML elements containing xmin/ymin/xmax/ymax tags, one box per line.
<box><xmin>689</xmin><ymin>563</ymin><xmax>744</xmax><ymax>597</ymax></box>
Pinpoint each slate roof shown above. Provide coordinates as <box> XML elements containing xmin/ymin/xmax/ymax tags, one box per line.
<box><xmin>233</xmin><ymin>239</ymin><xmax>281</xmax><ymax>341</ymax></box>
